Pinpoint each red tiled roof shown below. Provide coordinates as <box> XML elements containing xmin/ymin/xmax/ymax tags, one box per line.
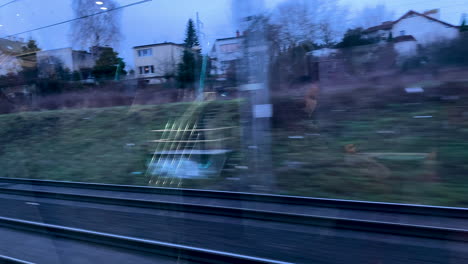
<box><xmin>395</xmin><ymin>10</ymin><xmax>456</xmax><ymax>28</ymax></box>
<box><xmin>133</xmin><ymin>42</ymin><xmax>184</xmax><ymax>49</ymax></box>
<box><xmin>363</xmin><ymin>23</ymin><xmax>393</xmax><ymax>33</ymax></box>
<box><xmin>363</xmin><ymin>10</ymin><xmax>457</xmax><ymax>34</ymax></box>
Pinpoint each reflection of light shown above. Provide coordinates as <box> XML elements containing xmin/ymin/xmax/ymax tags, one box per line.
<box><xmin>95</xmin><ymin>1</ymin><xmax>104</xmax><ymax>4</ymax></box>
<box><xmin>100</xmin><ymin>7</ymin><xmax>108</xmax><ymax>10</ymax></box>
<box><xmin>16</xmin><ymin>13</ymin><xmax>20</xmax><ymax>16</ymax></box>
<box><xmin>405</xmin><ymin>87</ymin><xmax>424</xmax><ymax>93</ymax></box>
<box><xmin>0</xmin><ymin>25</ymin><xmax>3</xmax><ymax>27</ymax></box>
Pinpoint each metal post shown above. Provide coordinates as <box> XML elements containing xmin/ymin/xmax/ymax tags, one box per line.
<box><xmin>234</xmin><ymin>0</ymin><xmax>274</xmax><ymax>192</ymax></box>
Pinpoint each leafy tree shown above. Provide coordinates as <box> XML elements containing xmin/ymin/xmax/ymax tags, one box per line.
<box><xmin>16</xmin><ymin>38</ymin><xmax>41</xmax><ymax>83</ymax></box>
<box><xmin>430</xmin><ymin>33</ymin><xmax>468</xmax><ymax>66</ymax></box>
<box><xmin>176</xmin><ymin>19</ymin><xmax>201</xmax><ymax>88</ymax></box>
<box><xmin>71</xmin><ymin>71</ymin><xmax>82</xmax><ymax>81</ymax></box>
<box><xmin>22</xmin><ymin>39</ymin><xmax>41</xmax><ymax>53</ymax></box>
<box><xmin>336</xmin><ymin>28</ymin><xmax>376</xmax><ymax>48</ymax></box>
<box><xmin>92</xmin><ymin>47</ymin><xmax>126</xmax><ymax>80</ymax></box>
<box><xmin>177</xmin><ymin>50</ymin><xmax>197</xmax><ymax>87</ymax></box>
<box><xmin>184</xmin><ymin>19</ymin><xmax>200</xmax><ymax>49</ymax></box>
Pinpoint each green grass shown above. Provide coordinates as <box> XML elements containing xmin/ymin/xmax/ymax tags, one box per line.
<box><xmin>271</xmin><ymin>101</ymin><xmax>468</xmax><ymax>207</ymax></box>
<box><xmin>1</xmin><ymin>99</ymin><xmax>468</xmax><ymax>207</ymax></box>
<box><xmin>0</xmin><ymin>101</ymin><xmax>240</xmax><ymax>186</ymax></box>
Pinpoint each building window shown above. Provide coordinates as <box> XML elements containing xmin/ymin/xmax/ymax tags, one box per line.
<box><xmin>137</xmin><ymin>48</ymin><xmax>152</xmax><ymax>57</ymax></box>
<box><xmin>139</xmin><ymin>65</ymin><xmax>154</xmax><ymax>74</ymax></box>
<box><xmin>400</xmin><ymin>30</ymin><xmax>406</xmax><ymax>36</ymax></box>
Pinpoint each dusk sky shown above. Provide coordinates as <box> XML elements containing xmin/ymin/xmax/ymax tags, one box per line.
<box><xmin>0</xmin><ymin>0</ymin><xmax>466</xmax><ymax>69</ymax></box>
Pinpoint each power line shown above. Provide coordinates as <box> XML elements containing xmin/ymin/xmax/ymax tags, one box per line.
<box><xmin>1</xmin><ymin>0</ymin><xmax>152</xmax><ymax>38</ymax></box>
<box><xmin>0</xmin><ymin>0</ymin><xmax>19</xmax><ymax>9</ymax></box>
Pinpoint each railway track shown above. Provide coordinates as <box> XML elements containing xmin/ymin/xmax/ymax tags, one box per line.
<box><xmin>0</xmin><ymin>254</ymin><xmax>34</xmax><ymax>264</ymax></box>
<box><xmin>0</xmin><ymin>177</ymin><xmax>466</xmax><ymax>219</ymax></box>
<box><xmin>0</xmin><ymin>216</ymin><xmax>290</xmax><ymax>264</ymax></box>
<box><xmin>0</xmin><ymin>177</ymin><xmax>467</xmax><ymax>263</ymax></box>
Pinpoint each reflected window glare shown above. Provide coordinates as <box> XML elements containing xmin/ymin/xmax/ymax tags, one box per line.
<box><xmin>0</xmin><ymin>1</ymin><xmax>467</xmax><ymax>263</ymax></box>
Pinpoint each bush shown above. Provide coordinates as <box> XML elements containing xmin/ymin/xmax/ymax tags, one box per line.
<box><xmin>401</xmin><ymin>32</ymin><xmax>468</xmax><ymax>70</ymax></box>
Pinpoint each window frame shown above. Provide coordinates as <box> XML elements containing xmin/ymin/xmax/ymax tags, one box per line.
<box><xmin>137</xmin><ymin>48</ymin><xmax>153</xmax><ymax>57</ymax></box>
<box><xmin>138</xmin><ymin>65</ymin><xmax>155</xmax><ymax>75</ymax></box>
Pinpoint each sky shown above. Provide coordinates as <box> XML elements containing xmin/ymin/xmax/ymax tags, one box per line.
<box><xmin>0</xmin><ymin>0</ymin><xmax>466</xmax><ymax>69</ymax></box>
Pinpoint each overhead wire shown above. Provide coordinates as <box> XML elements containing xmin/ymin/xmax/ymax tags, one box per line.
<box><xmin>0</xmin><ymin>0</ymin><xmax>19</xmax><ymax>9</ymax></box>
<box><xmin>1</xmin><ymin>0</ymin><xmax>152</xmax><ymax>38</ymax></box>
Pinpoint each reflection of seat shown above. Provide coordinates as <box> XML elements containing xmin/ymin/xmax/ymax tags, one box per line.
<box><xmin>147</xmin><ymin>103</ymin><xmax>236</xmax><ymax>187</ymax></box>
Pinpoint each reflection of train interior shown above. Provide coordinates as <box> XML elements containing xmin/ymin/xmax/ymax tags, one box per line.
<box><xmin>147</xmin><ymin>95</ymin><xmax>237</xmax><ymax>187</ymax></box>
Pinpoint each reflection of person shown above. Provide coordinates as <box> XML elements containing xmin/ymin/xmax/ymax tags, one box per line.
<box><xmin>292</xmin><ymin>76</ymin><xmax>320</xmax><ymax>118</ymax></box>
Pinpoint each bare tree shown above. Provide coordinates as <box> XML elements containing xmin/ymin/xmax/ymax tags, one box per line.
<box><xmin>274</xmin><ymin>0</ymin><xmax>315</xmax><ymax>48</ymax></box>
<box><xmin>357</xmin><ymin>4</ymin><xmax>395</xmax><ymax>29</ymax></box>
<box><xmin>318</xmin><ymin>22</ymin><xmax>335</xmax><ymax>47</ymax></box>
<box><xmin>70</xmin><ymin>0</ymin><xmax>122</xmax><ymax>49</ymax></box>
<box><xmin>272</xmin><ymin>0</ymin><xmax>347</xmax><ymax>48</ymax></box>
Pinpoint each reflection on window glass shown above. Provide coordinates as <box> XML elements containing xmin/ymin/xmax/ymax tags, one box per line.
<box><xmin>0</xmin><ymin>1</ymin><xmax>468</xmax><ymax>262</ymax></box>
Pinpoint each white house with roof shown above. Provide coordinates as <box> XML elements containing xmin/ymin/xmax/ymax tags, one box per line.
<box><xmin>133</xmin><ymin>42</ymin><xmax>185</xmax><ymax>83</ymax></box>
<box><xmin>363</xmin><ymin>9</ymin><xmax>459</xmax><ymax>56</ymax></box>
<box><xmin>209</xmin><ymin>34</ymin><xmax>243</xmax><ymax>80</ymax></box>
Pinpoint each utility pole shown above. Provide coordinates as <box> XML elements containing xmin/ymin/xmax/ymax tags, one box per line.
<box><xmin>196</xmin><ymin>12</ymin><xmax>208</xmax><ymax>99</ymax></box>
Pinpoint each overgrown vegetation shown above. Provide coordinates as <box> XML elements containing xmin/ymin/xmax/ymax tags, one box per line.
<box><xmin>92</xmin><ymin>47</ymin><xmax>127</xmax><ymax>80</ymax></box>
<box><xmin>0</xmin><ymin>101</ymin><xmax>239</xmax><ymax>186</ymax></box>
<box><xmin>2</xmin><ymin>85</ymin><xmax>468</xmax><ymax>207</ymax></box>
<box><xmin>401</xmin><ymin>32</ymin><xmax>468</xmax><ymax>71</ymax></box>
<box><xmin>335</xmin><ymin>27</ymin><xmax>379</xmax><ymax>48</ymax></box>
<box><xmin>270</xmin><ymin>82</ymin><xmax>468</xmax><ymax>206</ymax></box>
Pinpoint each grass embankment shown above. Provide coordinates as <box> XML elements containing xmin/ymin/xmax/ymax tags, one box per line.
<box><xmin>1</xmin><ymin>97</ymin><xmax>468</xmax><ymax>207</ymax></box>
<box><xmin>0</xmin><ymin>101</ymin><xmax>240</xmax><ymax>186</ymax></box>
<box><xmin>273</xmin><ymin>101</ymin><xmax>468</xmax><ymax>207</ymax></box>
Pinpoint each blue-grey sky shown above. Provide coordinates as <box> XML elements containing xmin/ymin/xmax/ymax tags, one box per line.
<box><xmin>0</xmin><ymin>0</ymin><xmax>466</xmax><ymax>69</ymax></box>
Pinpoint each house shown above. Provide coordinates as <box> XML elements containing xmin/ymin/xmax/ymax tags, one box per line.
<box><xmin>132</xmin><ymin>42</ymin><xmax>185</xmax><ymax>83</ymax></box>
<box><xmin>393</xmin><ymin>35</ymin><xmax>418</xmax><ymax>57</ymax></box>
<box><xmin>36</xmin><ymin>47</ymin><xmax>96</xmax><ymax>78</ymax></box>
<box><xmin>209</xmin><ymin>33</ymin><xmax>243</xmax><ymax>81</ymax></box>
<box><xmin>0</xmin><ymin>37</ymin><xmax>28</xmax><ymax>76</ymax></box>
<box><xmin>363</xmin><ymin>9</ymin><xmax>459</xmax><ymax>45</ymax></box>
